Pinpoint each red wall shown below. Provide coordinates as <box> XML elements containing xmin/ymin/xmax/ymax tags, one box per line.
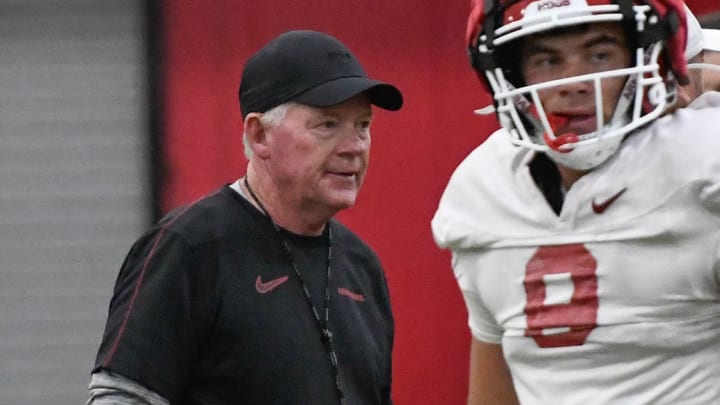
<box><xmin>160</xmin><ymin>1</ymin><xmax>718</xmax><ymax>404</ymax></box>
<box><xmin>685</xmin><ymin>0</ymin><xmax>720</xmax><ymax>16</ymax></box>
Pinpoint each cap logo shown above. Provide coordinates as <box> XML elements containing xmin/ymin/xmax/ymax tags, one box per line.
<box><xmin>327</xmin><ymin>51</ymin><xmax>352</xmax><ymax>60</ymax></box>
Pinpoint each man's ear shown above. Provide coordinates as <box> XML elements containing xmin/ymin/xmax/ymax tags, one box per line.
<box><xmin>244</xmin><ymin>113</ymin><xmax>271</xmax><ymax>159</ymax></box>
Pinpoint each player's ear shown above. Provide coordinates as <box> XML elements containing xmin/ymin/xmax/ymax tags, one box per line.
<box><xmin>244</xmin><ymin>113</ymin><xmax>271</xmax><ymax>159</ymax></box>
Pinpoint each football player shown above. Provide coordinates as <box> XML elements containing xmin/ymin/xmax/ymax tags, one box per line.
<box><xmin>432</xmin><ymin>0</ymin><xmax>720</xmax><ymax>403</ymax></box>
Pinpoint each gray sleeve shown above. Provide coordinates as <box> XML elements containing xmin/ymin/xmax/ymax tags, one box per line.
<box><xmin>86</xmin><ymin>371</ymin><xmax>169</xmax><ymax>405</ymax></box>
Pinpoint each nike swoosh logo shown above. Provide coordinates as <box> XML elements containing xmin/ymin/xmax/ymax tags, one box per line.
<box><xmin>591</xmin><ymin>187</ymin><xmax>627</xmax><ymax>214</ymax></box>
<box><xmin>255</xmin><ymin>275</ymin><xmax>289</xmax><ymax>294</ymax></box>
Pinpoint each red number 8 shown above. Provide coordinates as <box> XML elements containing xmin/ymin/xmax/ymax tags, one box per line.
<box><xmin>523</xmin><ymin>244</ymin><xmax>599</xmax><ymax>348</ymax></box>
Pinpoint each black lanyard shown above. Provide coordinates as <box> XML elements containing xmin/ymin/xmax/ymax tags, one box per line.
<box><xmin>244</xmin><ymin>177</ymin><xmax>344</xmax><ymax>403</ymax></box>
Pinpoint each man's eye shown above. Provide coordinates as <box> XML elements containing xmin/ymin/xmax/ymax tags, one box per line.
<box><xmin>524</xmin><ymin>53</ymin><xmax>558</xmax><ymax>75</ymax></box>
<box><xmin>592</xmin><ymin>51</ymin><xmax>610</xmax><ymax>62</ymax></box>
<box><xmin>534</xmin><ymin>56</ymin><xmax>557</xmax><ymax>68</ymax></box>
<box><xmin>320</xmin><ymin>120</ymin><xmax>337</xmax><ymax>129</ymax></box>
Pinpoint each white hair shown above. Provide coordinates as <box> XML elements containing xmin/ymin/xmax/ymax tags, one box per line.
<box><xmin>243</xmin><ymin>102</ymin><xmax>292</xmax><ymax>158</ymax></box>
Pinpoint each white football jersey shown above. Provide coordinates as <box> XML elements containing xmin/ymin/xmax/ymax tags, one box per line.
<box><xmin>432</xmin><ymin>92</ymin><xmax>720</xmax><ymax>404</ymax></box>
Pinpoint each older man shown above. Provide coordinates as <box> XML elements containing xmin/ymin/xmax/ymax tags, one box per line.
<box><xmin>88</xmin><ymin>30</ymin><xmax>402</xmax><ymax>405</ymax></box>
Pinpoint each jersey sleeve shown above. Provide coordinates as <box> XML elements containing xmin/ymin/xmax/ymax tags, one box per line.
<box><xmin>87</xmin><ymin>370</ymin><xmax>169</xmax><ymax>405</ymax></box>
<box><xmin>92</xmin><ymin>226</ymin><xmax>217</xmax><ymax>401</ymax></box>
<box><xmin>452</xmin><ymin>252</ymin><xmax>504</xmax><ymax>344</ymax></box>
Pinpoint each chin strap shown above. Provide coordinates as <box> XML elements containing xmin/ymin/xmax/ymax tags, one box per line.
<box><xmin>687</xmin><ymin>63</ymin><xmax>720</xmax><ymax>73</ymax></box>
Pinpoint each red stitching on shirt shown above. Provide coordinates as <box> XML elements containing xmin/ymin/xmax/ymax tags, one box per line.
<box><xmin>102</xmin><ymin>204</ymin><xmax>193</xmax><ymax>367</ymax></box>
<box><xmin>338</xmin><ymin>287</ymin><xmax>365</xmax><ymax>302</ymax></box>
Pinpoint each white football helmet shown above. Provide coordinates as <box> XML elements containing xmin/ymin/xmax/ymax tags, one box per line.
<box><xmin>467</xmin><ymin>0</ymin><xmax>689</xmax><ymax>170</ymax></box>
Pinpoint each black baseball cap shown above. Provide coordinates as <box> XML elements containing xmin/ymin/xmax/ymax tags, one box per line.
<box><xmin>239</xmin><ymin>30</ymin><xmax>403</xmax><ymax>118</ymax></box>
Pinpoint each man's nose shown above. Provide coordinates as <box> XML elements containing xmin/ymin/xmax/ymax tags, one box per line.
<box><xmin>550</xmin><ymin>57</ymin><xmax>601</xmax><ymax>92</ymax></box>
<box><xmin>337</xmin><ymin>126</ymin><xmax>370</xmax><ymax>154</ymax></box>
<box><xmin>556</xmin><ymin>68</ymin><xmax>595</xmax><ymax>96</ymax></box>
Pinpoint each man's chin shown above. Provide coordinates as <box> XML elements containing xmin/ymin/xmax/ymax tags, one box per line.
<box><xmin>318</xmin><ymin>189</ymin><xmax>359</xmax><ymax>212</ymax></box>
<box><xmin>332</xmin><ymin>195</ymin><xmax>358</xmax><ymax>210</ymax></box>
